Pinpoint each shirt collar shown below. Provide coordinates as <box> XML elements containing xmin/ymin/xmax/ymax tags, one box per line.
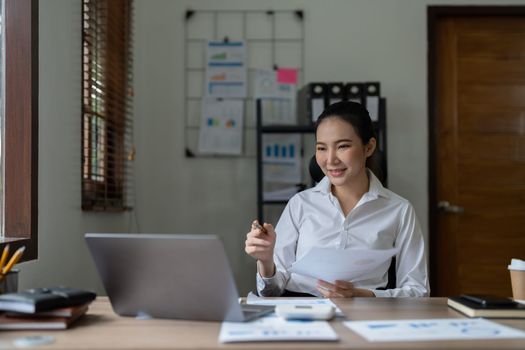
<box><xmin>311</xmin><ymin>169</ymin><xmax>390</xmax><ymax>199</ymax></box>
<box><xmin>367</xmin><ymin>170</ymin><xmax>390</xmax><ymax>199</ymax></box>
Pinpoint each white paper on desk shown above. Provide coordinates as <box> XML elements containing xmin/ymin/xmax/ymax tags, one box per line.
<box><xmin>219</xmin><ymin>314</ymin><xmax>338</xmax><ymax>343</ymax></box>
<box><xmin>289</xmin><ymin>247</ymin><xmax>399</xmax><ymax>283</ymax></box>
<box><xmin>246</xmin><ymin>292</ymin><xmax>344</xmax><ymax>316</ymax></box>
<box><xmin>344</xmin><ymin>318</ymin><xmax>525</xmax><ymax>342</ymax></box>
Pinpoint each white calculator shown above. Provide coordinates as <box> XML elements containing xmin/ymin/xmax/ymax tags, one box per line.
<box><xmin>275</xmin><ymin>304</ymin><xmax>335</xmax><ymax>320</ymax></box>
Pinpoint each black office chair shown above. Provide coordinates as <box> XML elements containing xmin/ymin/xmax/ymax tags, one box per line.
<box><xmin>308</xmin><ymin>152</ymin><xmax>396</xmax><ymax>290</ymax></box>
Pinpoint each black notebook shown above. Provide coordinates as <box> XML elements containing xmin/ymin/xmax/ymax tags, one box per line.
<box><xmin>0</xmin><ymin>287</ymin><xmax>96</xmax><ymax>314</ymax></box>
<box><xmin>448</xmin><ymin>295</ymin><xmax>525</xmax><ymax>318</ymax></box>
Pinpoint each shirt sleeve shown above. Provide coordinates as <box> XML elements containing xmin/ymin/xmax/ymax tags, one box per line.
<box><xmin>372</xmin><ymin>203</ymin><xmax>430</xmax><ymax>297</ymax></box>
<box><xmin>256</xmin><ymin>197</ymin><xmax>300</xmax><ymax>297</ymax></box>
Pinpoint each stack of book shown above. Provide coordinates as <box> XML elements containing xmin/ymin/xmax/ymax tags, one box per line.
<box><xmin>0</xmin><ymin>287</ymin><xmax>96</xmax><ymax>330</ymax></box>
<box><xmin>448</xmin><ymin>294</ymin><xmax>525</xmax><ymax>318</ymax></box>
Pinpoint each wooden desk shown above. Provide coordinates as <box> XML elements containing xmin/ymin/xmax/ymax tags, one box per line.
<box><xmin>2</xmin><ymin>297</ymin><xmax>525</xmax><ymax>349</ymax></box>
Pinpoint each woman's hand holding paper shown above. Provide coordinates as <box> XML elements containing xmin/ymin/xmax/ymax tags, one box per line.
<box><xmin>316</xmin><ymin>279</ymin><xmax>375</xmax><ymax>298</ymax></box>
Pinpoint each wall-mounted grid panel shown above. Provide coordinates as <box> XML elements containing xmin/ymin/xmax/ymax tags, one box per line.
<box><xmin>184</xmin><ymin>9</ymin><xmax>305</xmax><ymax>158</ymax></box>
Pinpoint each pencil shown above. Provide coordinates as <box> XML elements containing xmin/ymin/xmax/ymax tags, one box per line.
<box><xmin>0</xmin><ymin>244</ymin><xmax>9</xmax><ymax>274</ymax></box>
<box><xmin>2</xmin><ymin>246</ymin><xmax>25</xmax><ymax>275</ymax></box>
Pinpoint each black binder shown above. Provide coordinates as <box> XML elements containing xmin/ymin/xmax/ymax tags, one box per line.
<box><xmin>364</xmin><ymin>82</ymin><xmax>381</xmax><ymax>122</ymax></box>
<box><xmin>326</xmin><ymin>82</ymin><xmax>345</xmax><ymax>106</ymax></box>
<box><xmin>298</xmin><ymin>82</ymin><xmax>327</xmax><ymax>123</ymax></box>
<box><xmin>345</xmin><ymin>82</ymin><xmax>365</xmax><ymax>105</ymax></box>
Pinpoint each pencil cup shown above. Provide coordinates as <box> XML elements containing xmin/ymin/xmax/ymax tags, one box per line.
<box><xmin>508</xmin><ymin>259</ymin><xmax>525</xmax><ymax>303</ymax></box>
<box><xmin>0</xmin><ymin>269</ymin><xmax>18</xmax><ymax>294</ymax></box>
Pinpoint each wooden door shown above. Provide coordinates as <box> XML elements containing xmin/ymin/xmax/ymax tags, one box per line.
<box><xmin>430</xmin><ymin>10</ymin><xmax>525</xmax><ymax>297</ymax></box>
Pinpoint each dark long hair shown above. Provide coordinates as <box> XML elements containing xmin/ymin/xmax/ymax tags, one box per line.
<box><xmin>314</xmin><ymin>101</ymin><xmax>385</xmax><ymax>183</ymax></box>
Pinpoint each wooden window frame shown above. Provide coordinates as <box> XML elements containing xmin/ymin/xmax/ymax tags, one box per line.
<box><xmin>81</xmin><ymin>0</ymin><xmax>133</xmax><ymax>212</ymax></box>
<box><xmin>0</xmin><ymin>0</ymin><xmax>39</xmax><ymax>261</ymax></box>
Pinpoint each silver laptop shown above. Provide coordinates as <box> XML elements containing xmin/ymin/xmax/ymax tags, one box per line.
<box><xmin>85</xmin><ymin>233</ymin><xmax>273</xmax><ymax>322</ymax></box>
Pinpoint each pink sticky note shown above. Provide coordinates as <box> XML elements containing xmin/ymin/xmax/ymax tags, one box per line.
<box><xmin>277</xmin><ymin>68</ymin><xmax>298</xmax><ymax>84</ymax></box>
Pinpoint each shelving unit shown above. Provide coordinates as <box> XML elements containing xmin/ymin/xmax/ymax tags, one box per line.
<box><xmin>256</xmin><ymin>100</ymin><xmax>314</xmax><ymax>221</ymax></box>
<box><xmin>256</xmin><ymin>98</ymin><xmax>387</xmax><ymax>223</ymax></box>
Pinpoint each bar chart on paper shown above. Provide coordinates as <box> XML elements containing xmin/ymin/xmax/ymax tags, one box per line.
<box><xmin>262</xmin><ymin>134</ymin><xmax>302</xmax><ymax>184</ymax></box>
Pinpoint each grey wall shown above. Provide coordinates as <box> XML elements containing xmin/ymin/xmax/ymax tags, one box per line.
<box><xmin>19</xmin><ymin>1</ymin><xmax>132</xmax><ymax>292</ymax></box>
<box><xmin>19</xmin><ymin>0</ymin><xmax>525</xmax><ymax>295</ymax></box>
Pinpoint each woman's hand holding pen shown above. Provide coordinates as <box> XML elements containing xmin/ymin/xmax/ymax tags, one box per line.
<box><xmin>245</xmin><ymin>220</ymin><xmax>276</xmax><ymax>277</ymax></box>
<box><xmin>316</xmin><ymin>279</ymin><xmax>376</xmax><ymax>298</ymax></box>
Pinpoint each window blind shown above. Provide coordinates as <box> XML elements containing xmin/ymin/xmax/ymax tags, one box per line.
<box><xmin>82</xmin><ymin>0</ymin><xmax>134</xmax><ymax>211</ymax></box>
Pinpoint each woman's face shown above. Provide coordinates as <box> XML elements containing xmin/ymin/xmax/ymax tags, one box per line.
<box><xmin>315</xmin><ymin>117</ymin><xmax>375</xmax><ymax>188</ymax></box>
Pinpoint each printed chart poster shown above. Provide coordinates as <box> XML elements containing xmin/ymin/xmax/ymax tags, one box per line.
<box><xmin>262</xmin><ymin>134</ymin><xmax>301</xmax><ymax>183</ymax></box>
<box><xmin>198</xmin><ymin>99</ymin><xmax>244</xmax><ymax>155</ymax></box>
<box><xmin>253</xmin><ymin>68</ymin><xmax>297</xmax><ymax>125</ymax></box>
<box><xmin>206</xmin><ymin>41</ymin><xmax>247</xmax><ymax>98</ymax></box>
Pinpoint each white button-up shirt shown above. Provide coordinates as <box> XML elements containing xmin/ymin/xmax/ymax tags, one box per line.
<box><xmin>256</xmin><ymin>171</ymin><xmax>429</xmax><ymax>297</ymax></box>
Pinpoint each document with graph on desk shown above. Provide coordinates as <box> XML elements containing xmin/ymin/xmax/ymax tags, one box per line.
<box><xmin>246</xmin><ymin>292</ymin><xmax>344</xmax><ymax>316</ymax></box>
<box><xmin>344</xmin><ymin>318</ymin><xmax>525</xmax><ymax>342</ymax></box>
<box><xmin>219</xmin><ymin>313</ymin><xmax>338</xmax><ymax>343</ymax></box>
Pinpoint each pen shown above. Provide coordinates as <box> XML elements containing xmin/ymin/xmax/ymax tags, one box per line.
<box><xmin>2</xmin><ymin>246</ymin><xmax>25</xmax><ymax>275</ymax></box>
<box><xmin>252</xmin><ymin>220</ymin><xmax>267</xmax><ymax>234</ymax></box>
<box><xmin>0</xmin><ymin>244</ymin><xmax>9</xmax><ymax>274</ymax></box>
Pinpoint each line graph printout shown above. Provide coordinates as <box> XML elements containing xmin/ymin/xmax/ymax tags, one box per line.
<box><xmin>344</xmin><ymin>318</ymin><xmax>525</xmax><ymax>342</ymax></box>
<box><xmin>205</xmin><ymin>41</ymin><xmax>247</xmax><ymax>98</ymax></box>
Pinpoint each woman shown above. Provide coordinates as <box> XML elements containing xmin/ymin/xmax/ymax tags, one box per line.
<box><xmin>245</xmin><ymin>101</ymin><xmax>429</xmax><ymax>298</ymax></box>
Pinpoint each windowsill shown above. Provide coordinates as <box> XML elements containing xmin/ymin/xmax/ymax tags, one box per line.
<box><xmin>0</xmin><ymin>237</ymin><xmax>21</xmax><ymax>243</ymax></box>
<box><xmin>0</xmin><ymin>237</ymin><xmax>37</xmax><ymax>262</ymax></box>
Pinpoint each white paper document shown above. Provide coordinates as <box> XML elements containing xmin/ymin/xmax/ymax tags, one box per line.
<box><xmin>263</xmin><ymin>186</ymin><xmax>300</xmax><ymax>201</ymax></box>
<box><xmin>205</xmin><ymin>41</ymin><xmax>247</xmax><ymax>98</ymax></box>
<box><xmin>262</xmin><ymin>134</ymin><xmax>302</xmax><ymax>183</ymax></box>
<box><xmin>219</xmin><ymin>314</ymin><xmax>338</xmax><ymax>343</ymax></box>
<box><xmin>344</xmin><ymin>318</ymin><xmax>525</xmax><ymax>342</ymax></box>
<box><xmin>253</xmin><ymin>68</ymin><xmax>297</xmax><ymax>125</ymax></box>
<box><xmin>246</xmin><ymin>292</ymin><xmax>344</xmax><ymax>316</ymax></box>
<box><xmin>260</xmin><ymin>98</ymin><xmax>296</xmax><ymax>125</ymax></box>
<box><xmin>289</xmin><ymin>247</ymin><xmax>399</xmax><ymax>283</ymax></box>
<box><xmin>198</xmin><ymin>99</ymin><xmax>243</xmax><ymax>155</ymax></box>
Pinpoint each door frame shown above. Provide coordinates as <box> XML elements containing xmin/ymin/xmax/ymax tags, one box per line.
<box><xmin>427</xmin><ymin>6</ymin><xmax>525</xmax><ymax>296</ymax></box>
